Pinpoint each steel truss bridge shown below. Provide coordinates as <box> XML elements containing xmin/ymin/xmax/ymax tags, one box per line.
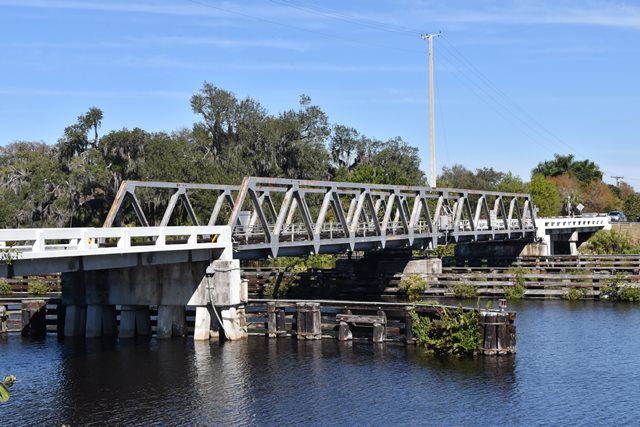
<box><xmin>104</xmin><ymin>177</ymin><xmax>537</xmax><ymax>259</ymax></box>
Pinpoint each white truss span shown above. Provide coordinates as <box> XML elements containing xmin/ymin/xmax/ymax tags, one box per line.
<box><xmin>104</xmin><ymin>177</ymin><xmax>538</xmax><ymax>258</ymax></box>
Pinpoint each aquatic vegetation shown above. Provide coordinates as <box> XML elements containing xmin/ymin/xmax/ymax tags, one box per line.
<box><xmin>452</xmin><ymin>283</ymin><xmax>476</xmax><ymax>299</ymax></box>
<box><xmin>0</xmin><ymin>375</ymin><xmax>16</xmax><ymax>403</ymax></box>
<box><xmin>504</xmin><ymin>283</ymin><xmax>526</xmax><ymax>300</ymax></box>
<box><xmin>410</xmin><ymin>306</ymin><xmax>481</xmax><ymax>357</ymax></box>
<box><xmin>562</xmin><ymin>287</ymin><xmax>587</xmax><ymax>301</ymax></box>
<box><xmin>399</xmin><ymin>275</ymin><xmax>428</xmax><ymax>302</ymax></box>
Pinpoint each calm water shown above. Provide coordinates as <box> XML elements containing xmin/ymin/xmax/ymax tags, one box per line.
<box><xmin>2</xmin><ymin>300</ymin><xmax>640</xmax><ymax>426</ymax></box>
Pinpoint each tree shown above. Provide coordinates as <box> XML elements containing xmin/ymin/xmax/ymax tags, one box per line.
<box><xmin>191</xmin><ymin>82</ymin><xmax>239</xmax><ymax>159</ymax></box>
<box><xmin>532</xmin><ymin>153</ymin><xmax>603</xmax><ymax>185</ymax></box>
<box><xmin>336</xmin><ymin>137</ymin><xmax>424</xmax><ymax>186</ymax></box>
<box><xmin>496</xmin><ymin>172</ymin><xmax>529</xmax><ymax>194</ymax></box>
<box><xmin>100</xmin><ymin>128</ymin><xmax>147</xmax><ymax>192</ymax></box>
<box><xmin>623</xmin><ymin>193</ymin><xmax>640</xmax><ymax>220</ymax></box>
<box><xmin>439</xmin><ymin>165</ymin><xmax>505</xmax><ymax>191</ymax></box>
<box><xmin>57</xmin><ymin>107</ymin><xmax>104</xmax><ymax>161</ymax></box>
<box><xmin>530</xmin><ymin>174</ymin><xmax>562</xmax><ymax>216</ymax></box>
<box><xmin>581</xmin><ymin>180</ymin><xmax>616</xmax><ymax>212</ymax></box>
<box><xmin>549</xmin><ymin>175</ymin><xmax>583</xmax><ymax>215</ymax></box>
<box><xmin>329</xmin><ymin>125</ymin><xmax>360</xmax><ymax>170</ymax></box>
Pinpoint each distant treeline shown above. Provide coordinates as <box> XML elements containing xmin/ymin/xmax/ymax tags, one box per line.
<box><xmin>1</xmin><ymin>82</ymin><xmax>638</xmax><ymax>228</ymax></box>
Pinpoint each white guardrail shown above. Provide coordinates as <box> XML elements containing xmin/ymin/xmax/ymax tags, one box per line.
<box><xmin>535</xmin><ymin>216</ymin><xmax>611</xmax><ymax>230</ymax></box>
<box><xmin>0</xmin><ymin>226</ymin><xmax>231</xmax><ymax>260</ymax></box>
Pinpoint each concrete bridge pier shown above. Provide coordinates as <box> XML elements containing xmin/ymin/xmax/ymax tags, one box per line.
<box><xmin>64</xmin><ymin>305</ymin><xmax>86</xmax><ymax>337</ymax></box>
<box><xmin>85</xmin><ymin>304</ymin><xmax>117</xmax><ymax>338</ymax></box>
<box><xmin>190</xmin><ymin>259</ymin><xmax>247</xmax><ymax>341</ymax></box>
<box><xmin>119</xmin><ymin>305</ymin><xmax>151</xmax><ymax>338</ymax></box>
<box><xmin>157</xmin><ymin>305</ymin><xmax>187</xmax><ymax>339</ymax></box>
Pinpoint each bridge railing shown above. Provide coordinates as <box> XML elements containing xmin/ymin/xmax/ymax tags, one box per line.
<box><xmin>0</xmin><ymin>226</ymin><xmax>230</xmax><ymax>260</ymax></box>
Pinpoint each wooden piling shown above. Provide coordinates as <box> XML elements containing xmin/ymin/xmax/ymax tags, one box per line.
<box><xmin>372</xmin><ymin>309</ymin><xmax>386</xmax><ymax>343</ymax></box>
<box><xmin>0</xmin><ymin>305</ymin><xmax>7</xmax><ymax>333</ymax></box>
<box><xmin>296</xmin><ymin>302</ymin><xmax>321</xmax><ymax>340</ymax></box>
<box><xmin>404</xmin><ymin>306</ymin><xmax>414</xmax><ymax>344</ymax></box>
<box><xmin>267</xmin><ymin>302</ymin><xmax>277</xmax><ymax>338</ymax></box>
<box><xmin>478</xmin><ymin>311</ymin><xmax>516</xmax><ymax>355</ymax></box>
<box><xmin>21</xmin><ymin>299</ymin><xmax>47</xmax><ymax>338</ymax></box>
<box><xmin>338</xmin><ymin>308</ymin><xmax>352</xmax><ymax>341</ymax></box>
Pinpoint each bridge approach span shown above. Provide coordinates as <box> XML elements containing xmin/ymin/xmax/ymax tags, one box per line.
<box><xmin>0</xmin><ymin>226</ymin><xmax>231</xmax><ymax>277</ymax></box>
<box><xmin>104</xmin><ymin>177</ymin><xmax>538</xmax><ymax>259</ymax></box>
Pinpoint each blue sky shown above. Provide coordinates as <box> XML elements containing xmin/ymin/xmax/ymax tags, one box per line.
<box><xmin>1</xmin><ymin>0</ymin><xmax>639</xmax><ymax>186</ymax></box>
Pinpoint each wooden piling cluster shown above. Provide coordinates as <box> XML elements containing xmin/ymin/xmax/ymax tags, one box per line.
<box><xmin>250</xmin><ymin>299</ymin><xmax>516</xmax><ymax>355</ymax></box>
<box><xmin>478</xmin><ymin>311</ymin><xmax>516</xmax><ymax>356</ymax></box>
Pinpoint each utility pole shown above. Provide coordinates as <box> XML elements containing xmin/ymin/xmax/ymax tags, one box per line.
<box><xmin>421</xmin><ymin>32</ymin><xmax>441</xmax><ymax>188</ymax></box>
<box><xmin>611</xmin><ymin>176</ymin><xmax>624</xmax><ymax>186</ymax></box>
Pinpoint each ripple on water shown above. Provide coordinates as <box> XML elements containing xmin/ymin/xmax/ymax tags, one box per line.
<box><xmin>2</xmin><ymin>301</ymin><xmax>640</xmax><ymax>426</ymax></box>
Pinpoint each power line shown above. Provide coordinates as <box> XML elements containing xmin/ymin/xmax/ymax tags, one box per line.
<box><xmin>187</xmin><ymin>0</ymin><xmax>585</xmax><ymax>163</ymax></box>
<box><xmin>439</xmin><ymin>35</ymin><xmax>584</xmax><ymax>157</ymax></box>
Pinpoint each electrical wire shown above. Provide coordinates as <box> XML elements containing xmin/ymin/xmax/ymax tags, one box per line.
<box><xmin>185</xmin><ymin>0</ymin><xmax>587</xmax><ymax>162</ymax></box>
<box><xmin>203</xmin><ymin>264</ymin><xmax>243</xmax><ymax>340</ymax></box>
<box><xmin>206</xmin><ymin>274</ymin><xmax>231</xmax><ymax>340</ymax></box>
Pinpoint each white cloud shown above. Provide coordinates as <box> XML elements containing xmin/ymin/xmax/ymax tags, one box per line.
<box><xmin>0</xmin><ymin>88</ymin><xmax>191</xmax><ymax>99</ymax></box>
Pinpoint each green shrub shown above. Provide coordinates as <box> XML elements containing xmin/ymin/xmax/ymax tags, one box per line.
<box><xmin>399</xmin><ymin>275</ymin><xmax>428</xmax><ymax>302</ymax></box>
<box><xmin>504</xmin><ymin>283</ymin><xmax>525</xmax><ymax>300</ymax></box>
<box><xmin>562</xmin><ymin>287</ymin><xmax>587</xmax><ymax>301</ymax></box>
<box><xmin>605</xmin><ymin>284</ymin><xmax>640</xmax><ymax>302</ymax></box>
<box><xmin>410</xmin><ymin>306</ymin><xmax>481</xmax><ymax>356</ymax></box>
<box><xmin>618</xmin><ymin>287</ymin><xmax>640</xmax><ymax>302</ymax></box>
<box><xmin>452</xmin><ymin>283</ymin><xmax>476</xmax><ymax>299</ymax></box>
<box><xmin>581</xmin><ymin>230</ymin><xmax>640</xmax><ymax>255</ymax></box>
<box><xmin>429</xmin><ymin>244</ymin><xmax>455</xmax><ymax>258</ymax></box>
<box><xmin>506</xmin><ymin>267</ymin><xmax>533</xmax><ymax>287</ymax></box>
<box><xmin>27</xmin><ymin>280</ymin><xmax>50</xmax><ymax>296</ymax></box>
<box><xmin>0</xmin><ymin>375</ymin><xmax>16</xmax><ymax>402</ymax></box>
<box><xmin>0</xmin><ymin>282</ymin><xmax>11</xmax><ymax>295</ymax></box>
<box><xmin>263</xmin><ymin>274</ymin><xmax>299</xmax><ymax>298</ymax></box>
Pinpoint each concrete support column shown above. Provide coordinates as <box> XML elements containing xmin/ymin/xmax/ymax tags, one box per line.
<box><xmin>119</xmin><ymin>305</ymin><xmax>151</xmax><ymax>338</ymax></box>
<box><xmin>157</xmin><ymin>305</ymin><xmax>186</xmax><ymax>339</ymax></box>
<box><xmin>542</xmin><ymin>235</ymin><xmax>552</xmax><ymax>256</ymax></box>
<box><xmin>64</xmin><ymin>304</ymin><xmax>86</xmax><ymax>337</ymax></box>
<box><xmin>569</xmin><ymin>230</ymin><xmax>579</xmax><ymax>256</ymax></box>
<box><xmin>190</xmin><ymin>259</ymin><xmax>247</xmax><ymax>341</ymax></box>
<box><xmin>85</xmin><ymin>304</ymin><xmax>117</xmax><ymax>338</ymax></box>
<box><xmin>194</xmin><ymin>306</ymin><xmax>213</xmax><ymax>341</ymax></box>
<box><xmin>220</xmin><ymin>307</ymin><xmax>246</xmax><ymax>341</ymax></box>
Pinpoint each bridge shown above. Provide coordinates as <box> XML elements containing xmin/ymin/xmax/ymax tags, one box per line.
<box><xmin>0</xmin><ymin>177</ymin><xmax>609</xmax><ymax>341</ymax></box>
<box><xmin>103</xmin><ymin>177</ymin><xmax>538</xmax><ymax>259</ymax></box>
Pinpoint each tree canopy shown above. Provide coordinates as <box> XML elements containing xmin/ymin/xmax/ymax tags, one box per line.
<box><xmin>1</xmin><ymin>83</ymin><xmax>636</xmax><ymax>228</ymax></box>
<box><xmin>0</xmin><ymin>82</ymin><xmax>425</xmax><ymax>228</ymax></box>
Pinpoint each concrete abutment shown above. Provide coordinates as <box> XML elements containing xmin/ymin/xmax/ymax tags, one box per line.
<box><xmin>61</xmin><ymin>247</ymin><xmax>247</xmax><ymax>341</ymax></box>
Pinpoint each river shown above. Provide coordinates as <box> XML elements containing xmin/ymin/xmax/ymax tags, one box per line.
<box><xmin>2</xmin><ymin>300</ymin><xmax>640</xmax><ymax>426</ymax></box>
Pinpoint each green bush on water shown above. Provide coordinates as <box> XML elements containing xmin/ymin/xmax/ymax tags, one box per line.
<box><xmin>0</xmin><ymin>375</ymin><xmax>16</xmax><ymax>403</ymax></box>
<box><xmin>562</xmin><ymin>287</ymin><xmax>587</xmax><ymax>301</ymax></box>
<box><xmin>399</xmin><ymin>275</ymin><xmax>428</xmax><ymax>302</ymax></box>
<box><xmin>504</xmin><ymin>283</ymin><xmax>525</xmax><ymax>300</ymax></box>
<box><xmin>409</xmin><ymin>306</ymin><xmax>481</xmax><ymax>357</ymax></box>
<box><xmin>0</xmin><ymin>282</ymin><xmax>11</xmax><ymax>295</ymax></box>
<box><xmin>452</xmin><ymin>283</ymin><xmax>477</xmax><ymax>299</ymax></box>
<box><xmin>601</xmin><ymin>283</ymin><xmax>640</xmax><ymax>302</ymax></box>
